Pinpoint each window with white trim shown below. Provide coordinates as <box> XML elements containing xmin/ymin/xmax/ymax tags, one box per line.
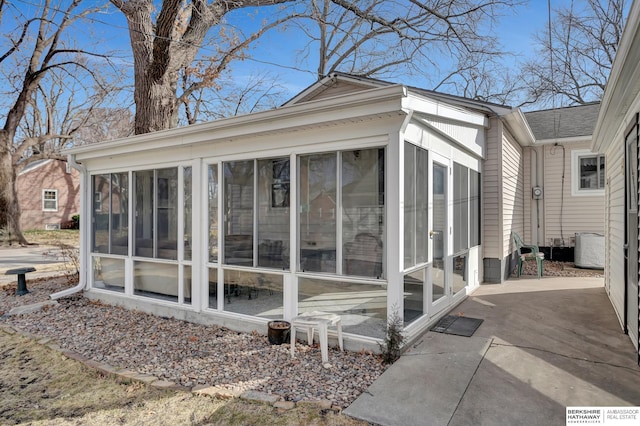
<box><xmin>42</xmin><ymin>189</ymin><xmax>58</xmax><ymax>211</ymax></box>
<box><xmin>571</xmin><ymin>150</ymin><xmax>605</xmax><ymax>196</ymax></box>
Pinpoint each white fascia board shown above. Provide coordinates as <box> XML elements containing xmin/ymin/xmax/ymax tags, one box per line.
<box><xmin>402</xmin><ymin>92</ymin><xmax>489</xmax><ymax>128</ymax></box>
<box><xmin>593</xmin><ymin>0</ymin><xmax>640</xmax><ymax>152</ymax></box>
<box><xmin>501</xmin><ymin>108</ymin><xmax>536</xmax><ymax>146</ymax></box>
<box><xmin>67</xmin><ymin>85</ymin><xmax>407</xmax><ymax>161</ymax></box>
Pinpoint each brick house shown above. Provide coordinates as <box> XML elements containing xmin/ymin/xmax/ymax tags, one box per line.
<box><xmin>16</xmin><ymin>159</ymin><xmax>80</xmax><ymax>230</ymax></box>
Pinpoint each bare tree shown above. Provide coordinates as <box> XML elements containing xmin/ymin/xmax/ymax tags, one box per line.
<box><xmin>72</xmin><ymin>107</ymin><xmax>134</xmax><ymax>144</ymax></box>
<box><xmin>293</xmin><ymin>0</ymin><xmax>522</xmax><ymax>88</ymax></box>
<box><xmin>111</xmin><ymin>0</ymin><xmax>294</xmax><ymax>134</ymax></box>
<box><xmin>114</xmin><ymin>0</ymin><xmax>523</xmax><ymax>134</ymax></box>
<box><xmin>180</xmin><ymin>70</ymin><xmax>287</xmax><ymax>124</ymax></box>
<box><xmin>521</xmin><ymin>0</ymin><xmax>626</xmax><ymax>108</ymax></box>
<box><xmin>0</xmin><ymin>0</ymin><xmax>114</xmax><ymax>244</ymax></box>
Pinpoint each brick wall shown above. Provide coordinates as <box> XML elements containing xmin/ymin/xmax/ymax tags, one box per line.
<box><xmin>16</xmin><ymin>159</ymin><xmax>80</xmax><ymax>230</ymax></box>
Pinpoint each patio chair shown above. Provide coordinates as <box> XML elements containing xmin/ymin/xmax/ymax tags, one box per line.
<box><xmin>512</xmin><ymin>232</ymin><xmax>544</xmax><ymax>279</ymax></box>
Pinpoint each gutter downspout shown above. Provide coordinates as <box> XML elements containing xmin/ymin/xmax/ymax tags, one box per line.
<box><xmin>50</xmin><ymin>153</ymin><xmax>87</xmax><ymax>300</ymax></box>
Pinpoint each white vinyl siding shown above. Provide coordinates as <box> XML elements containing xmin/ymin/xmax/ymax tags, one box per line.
<box><xmin>522</xmin><ymin>147</ymin><xmax>534</xmax><ymax>244</ymax></box>
<box><xmin>604</xmin><ymin>139</ymin><xmax>625</xmax><ymax>327</ymax></box>
<box><xmin>296</xmin><ymin>81</ymin><xmax>376</xmax><ymax>103</ymax></box>
<box><xmin>502</xmin><ymin>131</ymin><xmax>524</xmax><ymax>258</ymax></box>
<box><xmin>543</xmin><ymin>143</ymin><xmax>605</xmax><ymax>246</ymax></box>
<box><xmin>482</xmin><ymin>118</ymin><xmax>502</xmax><ymax>259</ymax></box>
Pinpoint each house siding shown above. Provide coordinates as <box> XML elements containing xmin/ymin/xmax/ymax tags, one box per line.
<box><xmin>523</xmin><ymin>147</ymin><xmax>533</xmax><ymax>244</ymax></box>
<box><xmin>482</xmin><ymin>118</ymin><xmax>502</xmax><ymax>260</ymax></box>
<box><xmin>423</xmin><ymin>116</ymin><xmax>484</xmax><ymax>155</ymax></box>
<box><xmin>542</xmin><ymin>142</ymin><xmax>605</xmax><ymax>247</ymax></box>
<box><xmin>17</xmin><ymin>160</ymin><xmax>80</xmax><ymax>230</ymax></box>
<box><xmin>604</xmin><ymin>138</ymin><xmax>626</xmax><ymax>328</ymax></box>
<box><xmin>502</xmin><ymin>129</ymin><xmax>525</xmax><ymax>258</ymax></box>
<box><xmin>297</xmin><ymin>81</ymin><xmax>377</xmax><ymax>103</ymax></box>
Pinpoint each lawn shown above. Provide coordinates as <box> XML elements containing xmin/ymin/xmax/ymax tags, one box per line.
<box><xmin>22</xmin><ymin>229</ymin><xmax>80</xmax><ymax>248</ymax></box>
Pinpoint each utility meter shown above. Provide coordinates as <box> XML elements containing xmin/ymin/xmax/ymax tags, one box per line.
<box><xmin>532</xmin><ymin>186</ymin><xmax>543</xmax><ymax>200</ymax></box>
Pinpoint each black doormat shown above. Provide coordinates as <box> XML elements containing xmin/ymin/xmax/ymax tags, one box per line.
<box><xmin>431</xmin><ymin>315</ymin><xmax>484</xmax><ymax>337</ymax></box>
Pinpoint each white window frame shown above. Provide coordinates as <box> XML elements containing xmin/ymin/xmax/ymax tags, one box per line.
<box><xmin>571</xmin><ymin>149</ymin><xmax>605</xmax><ymax>196</ymax></box>
<box><xmin>42</xmin><ymin>189</ymin><xmax>58</xmax><ymax>211</ymax></box>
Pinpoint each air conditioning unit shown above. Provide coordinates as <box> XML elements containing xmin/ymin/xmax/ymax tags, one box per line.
<box><xmin>575</xmin><ymin>233</ymin><xmax>604</xmax><ymax>269</ymax></box>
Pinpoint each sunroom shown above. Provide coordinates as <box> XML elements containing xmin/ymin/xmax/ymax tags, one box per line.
<box><xmin>66</xmin><ymin>75</ymin><xmax>487</xmax><ymax>348</ymax></box>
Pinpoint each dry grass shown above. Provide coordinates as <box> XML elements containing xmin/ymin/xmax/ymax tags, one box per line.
<box><xmin>0</xmin><ymin>331</ymin><xmax>368</xmax><ymax>425</ymax></box>
<box><xmin>22</xmin><ymin>230</ymin><xmax>79</xmax><ymax>248</ymax></box>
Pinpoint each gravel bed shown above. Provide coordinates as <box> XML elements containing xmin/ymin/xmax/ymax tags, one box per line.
<box><xmin>0</xmin><ymin>262</ymin><xmax>602</xmax><ymax>408</ymax></box>
<box><xmin>519</xmin><ymin>260</ymin><xmax>604</xmax><ymax>277</ymax></box>
<box><xmin>0</xmin><ymin>277</ymin><xmax>386</xmax><ymax>409</ymax></box>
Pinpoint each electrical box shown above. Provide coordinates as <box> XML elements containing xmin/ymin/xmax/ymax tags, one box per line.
<box><xmin>532</xmin><ymin>186</ymin><xmax>543</xmax><ymax>200</ymax></box>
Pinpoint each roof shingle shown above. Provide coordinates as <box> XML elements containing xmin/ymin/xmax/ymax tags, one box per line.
<box><xmin>524</xmin><ymin>103</ymin><xmax>600</xmax><ymax>140</ymax></box>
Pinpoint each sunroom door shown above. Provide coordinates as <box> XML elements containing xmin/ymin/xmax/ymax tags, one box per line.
<box><xmin>430</xmin><ymin>155</ymin><xmax>451</xmax><ymax>315</ymax></box>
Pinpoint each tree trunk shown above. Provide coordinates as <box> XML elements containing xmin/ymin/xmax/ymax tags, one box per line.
<box><xmin>134</xmin><ymin>72</ymin><xmax>179</xmax><ymax>134</ymax></box>
<box><xmin>0</xmin><ymin>141</ymin><xmax>27</xmax><ymax>245</ymax></box>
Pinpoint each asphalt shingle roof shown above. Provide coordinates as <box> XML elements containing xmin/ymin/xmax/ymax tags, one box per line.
<box><xmin>524</xmin><ymin>103</ymin><xmax>600</xmax><ymax>140</ymax></box>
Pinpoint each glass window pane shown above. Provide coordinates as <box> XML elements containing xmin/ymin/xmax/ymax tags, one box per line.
<box><xmin>208</xmin><ymin>164</ymin><xmax>219</xmax><ymax>262</ymax></box>
<box><xmin>223</xmin><ymin>270</ymin><xmax>283</xmax><ymax>319</ymax></box>
<box><xmin>134</xmin><ymin>170</ymin><xmax>154</xmax><ymax>257</ymax></box>
<box><xmin>299</xmin><ymin>153</ymin><xmax>337</xmax><ymax>273</ymax></box>
<box><xmin>92</xmin><ymin>175</ymin><xmax>110</xmax><ymax>253</ymax></box>
<box><xmin>454</xmin><ymin>163</ymin><xmax>469</xmax><ymax>253</ymax></box>
<box><xmin>184</xmin><ymin>167</ymin><xmax>192</xmax><ymax>261</ymax></box>
<box><xmin>134</xmin><ymin>261</ymin><xmax>178</xmax><ymax>302</ymax></box>
<box><xmin>156</xmin><ymin>168</ymin><xmax>178</xmax><ymax>260</ymax></box>
<box><xmin>470</xmin><ymin>170</ymin><xmax>481</xmax><ymax>247</ymax></box>
<box><xmin>416</xmin><ymin>148</ymin><xmax>429</xmax><ymax>263</ymax></box>
<box><xmin>599</xmin><ymin>156</ymin><xmax>605</xmax><ymax>189</ymax></box>
<box><xmin>432</xmin><ymin>163</ymin><xmax>447</xmax><ymax>304</ymax></box>
<box><xmin>453</xmin><ymin>254</ymin><xmax>467</xmax><ymax>294</ymax></box>
<box><xmin>404</xmin><ymin>269</ymin><xmax>424</xmax><ymax>325</ymax></box>
<box><xmin>298</xmin><ymin>277</ymin><xmax>386</xmax><ymax>338</ymax></box>
<box><xmin>92</xmin><ymin>256</ymin><xmax>124</xmax><ymax>293</ymax></box>
<box><xmin>224</xmin><ymin>161</ymin><xmax>254</xmax><ymax>266</ymax></box>
<box><xmin>208</xmin><ymin>267</ymin><xmax>218</xmax><ymax>309</ymax></box>
<box><xmin>403</xmin><ymin>143</ymin><xmax>416</xmax><ymax>268</ymax></box>
<box><xmin>342</xmin><ymin>148</ymin><xmax>384</xmax><ymax>278</ymax></box>
<box><xmin>580</xmin><ymin>156</ymin><xmax>598</xmax><ymax>189</ymax></box>
<box><xmin>257</xmin><ymin>158</ymin><xmax>290</xmax><ymax>269</ymax></box>
<box><xmin>183</xmin><ymin>265</ymin><xmax>191</xmax><ymax>305</ymax></box>
<box><xmin>111</xmin><ymin>173</ymin><xmax>128</xmax><ymax>255</ymax></box>
<box><xmin>432</xmin><ymin>262</ymin><xmax>445</xmax><ymax>303</ymax></box>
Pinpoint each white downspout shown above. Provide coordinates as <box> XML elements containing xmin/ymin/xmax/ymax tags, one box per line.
<box><xmin>50</xmin><ymin>154</ymin><xmax>87</xmax><ymax>299</ymax></box>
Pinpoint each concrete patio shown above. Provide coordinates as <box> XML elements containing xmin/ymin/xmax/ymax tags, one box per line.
<box><xmin>345</xmin><ymin>276</ymin><xmax>640</xmax><ymax>425</ymax></box>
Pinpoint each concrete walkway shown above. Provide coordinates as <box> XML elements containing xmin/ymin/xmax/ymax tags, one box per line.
<box><xmin>345</xmin><ymin>276</ymin><xmax>640</xmax><ymax>426</ymax></box>
<box><xmin>0</xmin><ymin>245</ymin><xmax>70</xmax><ymax>285</ymax></box>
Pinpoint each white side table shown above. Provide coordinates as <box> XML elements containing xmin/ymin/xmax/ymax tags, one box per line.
<box><xmin>290</xmin><ymin>311</ymin><xmax>343</xmax><ymax>364</ymax></box>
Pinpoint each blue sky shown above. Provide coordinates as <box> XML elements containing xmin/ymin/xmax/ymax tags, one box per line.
<box><xmin>221</xmin><ymin>1</ymin><xmax>569</xmax><ymax>97</ymax></box>
<box><xmin>0</xmin><ymin>1</ymin><xmax>620</xmax><ymax>105</ymax></box>
<box><xmin>86</xmin><ymin>1</ymin><xmax>573</xmax><ymax>97</ymax></box>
